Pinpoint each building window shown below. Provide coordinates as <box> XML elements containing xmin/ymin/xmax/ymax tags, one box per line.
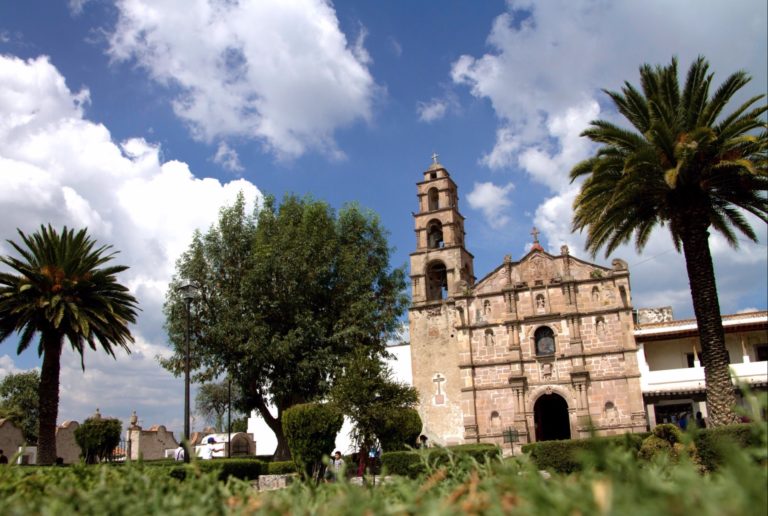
<box><xmin>756</xmin><ymin>344</ymin><xmax>768</xmax><ymax>362</ymax></box>
<box><xmin>535</xmin><ymin>326</ymin><xmax>555</xmax><ymax>356</ymax></box>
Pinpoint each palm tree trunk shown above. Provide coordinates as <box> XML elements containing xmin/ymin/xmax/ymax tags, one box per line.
<box><xmin>37</xmin><ymin>333</ymin><xmax>63</xmax><ymax>464</ymax></box>
<box><xmin>679</xmin><ymin>223</ymin><xmax>739</xmax><ymax>427</ymax></box>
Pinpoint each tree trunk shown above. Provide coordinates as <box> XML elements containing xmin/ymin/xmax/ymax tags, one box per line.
<box><xmin>37</xmin><ymin>334</ymin><xmax>63</xmax><ymax>465</ymax></box>
<box><xmin>679</xmin><ymin>223</ymin><xmax>739</xmax><ymax>426</ymax></box>
<box><xmin>251</xmin><ymin>394</ymin><xmax>291</xmax><ymax>461</ymax></box>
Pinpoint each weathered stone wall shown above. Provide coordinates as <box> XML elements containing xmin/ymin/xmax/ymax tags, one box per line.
<box><xmin>0</xmin><ymin>418</ymin><xmax>23</xmax><ymax>460</ymax></box>
<box><xmin>127</xmin><ymin>424</ymin><xmax>179</xmax><ymax>461</ymax></box>
<box><xmin>56</xmin><ymin>420</ymin><xmax>81</xmax><ymax>464</ymax></box>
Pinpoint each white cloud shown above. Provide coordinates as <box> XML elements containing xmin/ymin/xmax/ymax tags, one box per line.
<box><xmin>212</xmin><ymin>142</ymin><xmax>244</xmax><ymax>173</ymax></box>
<box><xmin>467</xmin><ymin>181</ymin><xmax>515</xmax><ymax>229</ymax></box>
<box><xmin>108</xmin><ymin>0</ymin><xmax>377</xmax><ymax>160</ymax></box>
<box><xmin>453</xmin><ymin>0</ymin><xmax>767</xmax><ymax>166</ymax></box>
<box><xmin>0</xmin><ymin>54</ymin><xmax>261</xmax><ymax>431</ymax></box>
<box><xmin>68</xmin><ymin>0</ymin><xmax>91</xmax><ymax>15</ymax></box>
<box><xmin>417</xmin><ymin>91</ymin><xmax>460</xmax><ymax>123</ymax></box>
<box><xmin>417</xmin><ymin>98</ymin><xmax>448</xmax><ymax>123</ymax></box>
<box><xmin>0</xmin><ymin>355</ymin><xmax>25</xmax><ymax>378</ymax></box>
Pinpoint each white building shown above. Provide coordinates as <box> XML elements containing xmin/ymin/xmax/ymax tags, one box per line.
<box><xmin>635</xmin><ymin>309</ymin><xmax>767</xmax><ymax>426</ymax></box>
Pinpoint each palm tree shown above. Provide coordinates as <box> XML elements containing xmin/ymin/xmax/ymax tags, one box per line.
<box><xmin>0</xmin><ymin>225</ymin><xmax>138</xmax><ymax>464</ymax></box>
<box><xmin>571</xmin><ymin>57</ymin><xmax>767</xmax><ymax>427</ymax></box>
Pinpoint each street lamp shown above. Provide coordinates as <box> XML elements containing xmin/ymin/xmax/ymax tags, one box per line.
<box><xmin>177</xmin><ymin>280</ymin><xmax>198</xmax><ymax>463</ymax></box>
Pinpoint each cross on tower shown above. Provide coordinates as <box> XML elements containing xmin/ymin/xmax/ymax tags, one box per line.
<box><xmin>531</xmin><ymin>226</ymin><xmax>540</xmax><ymax>243</ymax></box>
<box><xmin>431</xmin><ymin>152</ymin><xmax>439</xmax><ymax>164</ymax></box>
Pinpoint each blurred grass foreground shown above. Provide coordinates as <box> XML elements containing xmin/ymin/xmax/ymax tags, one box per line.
<box><xmin>0</xmin><ymin>406</ymin><xmax>765</xmax><ymax>515</ymax></box>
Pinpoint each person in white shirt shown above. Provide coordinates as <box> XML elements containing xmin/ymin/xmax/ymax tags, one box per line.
<box><xmin>174</xmin><ymin>445</ymin><xmax>185</xmax><ymax>461</ymax></box>
<box><xmin>200</xmin><ymin>437</ymin><xmax>216</xmax><ymax>460</ymax></box>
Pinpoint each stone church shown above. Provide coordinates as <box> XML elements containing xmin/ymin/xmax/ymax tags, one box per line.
<box><xmin>409</xmin><ymin>159</ymin><xmax>647</xmax><ymax>447</ymax></box>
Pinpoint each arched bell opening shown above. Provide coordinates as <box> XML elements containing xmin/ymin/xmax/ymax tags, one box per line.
<box><xmin>426</xmin><ymin>261</ymin><xmax>448</xmax><ymax>301</ymax></box>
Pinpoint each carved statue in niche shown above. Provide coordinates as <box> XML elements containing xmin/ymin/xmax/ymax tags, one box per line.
<box><xmin>604</xmin><ymin>401</ymin><xmax>618</xmax><ymax>426</ymax></box>
<box><xmin>483</xmin><ymin>300</ymin><xmax>491</xmax><ymax>316</ymax></box>
<box><xmin>484</xmin><ymin>330</ymin><xmax>495</xmax><ymax>347</ymax></box>
<box><xmin>596</xmin><ymin>317</ymin><xmax>606</xmax><ymax>338</ymax></box>
<box><xmin>541</xmin><ymin>362</ymin><xmax>553</xmax><ymax>379</ymax></box>
<box><xmin>591</xmin><ymin>286</ymin><xmax>600</xmax><ymax>303</ymax></box>
<box><xmin>490</xmin><ymin>411</ymin><xmax>502</xmax><ymax>431</ymax></box>
<box><xmin>535</xmin><ymin>294</ymin><xmax>546</xmax><ymax>311</ymax></box>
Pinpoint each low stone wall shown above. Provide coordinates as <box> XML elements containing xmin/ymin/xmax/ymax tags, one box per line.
<box><xmin>0</xmin><ymin>419</ymin><xmax>23</xmax><ymax>460</ymax></box>
<box><xmin>253</xmin><ymin>474</ymin><xmax>296</xmax><ymax>491</ymax></box>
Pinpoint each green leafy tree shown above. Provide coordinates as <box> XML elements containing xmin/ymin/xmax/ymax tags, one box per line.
<box><xmin>196</xmin><ymin>380</ymin><xmax>243</xmax><ymax>432</ymax></box>
<box><xmin>571</xmin><ymin>57</ymin><xmax>767</xmax><ymax>426</ymax></box>
<box><xmin>74</xmin><ymin>415</ymin><xmax>122</xmax><ymax>464</ymax></box>
<box><xmin>0</xmin><ymin>226</ymin><xmax>139</xmax><ymax>464</ymax></box>
<box><xmin>283</xmin><ymin>402</ymin><xmax>343</xmax><ymax>482</ymax></box>
<box><xmin>162</xmin><ymin>193</ymin><xmax>407</xmax><ymax>460</ymax></box>
<box><xmin>377</xmin><ymin>407</ymin><xmax>422</xmax><ymax>452</ymax></box>
<box><xmin>331</xmin><ymin>348</ymin><xmax>418</xmax><ymax>472</ymax></box>
<box><xmin>0</xmin><ymin>370</ymin><xmax>40</xmax><ymax>444</ymax></box>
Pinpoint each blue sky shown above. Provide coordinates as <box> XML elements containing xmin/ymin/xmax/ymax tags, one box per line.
<box><xmin>1</xmin><ymin>0</ymin><xmax>766</xmax><ymax>435</ymax></box>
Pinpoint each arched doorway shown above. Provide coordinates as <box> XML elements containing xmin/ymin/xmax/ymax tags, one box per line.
<box><xmin>533</xmin><ymin>393</ymin><xmax>571</xmax><ymax>441</ymax></box>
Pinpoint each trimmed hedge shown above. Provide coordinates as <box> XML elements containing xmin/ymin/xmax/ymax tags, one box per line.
<box><xmin>169</xmin><ymin>458</ymin><xmax>265</xmax><ymax>481</ymax></box>
<box><xmin>283</xmin><ymin>402</ymin><xmax>343</xmax><ymax>481</ymax></box>
<box><xmin>523</xmin><ymin>433</ymin><xmax>647</xmax><ymax>473</ymax></box>
<box><xmin>522</xmin><ymin>424</ymin><xmax>765</xmax><ymax>473</ymax></box>
<box><xmin>693</xmin><ymin>423</ymin><xmax>764</xmax><ymax>471</ymax></box>
<box><xmin>267</xmin><ymin>460</ymin><xmax>297</xmax><ymax>475</ymax></box>
<box><xmin>381</xmin><ymin>443</ymin><xmax>500</xmax><ymax>478</ymax></box>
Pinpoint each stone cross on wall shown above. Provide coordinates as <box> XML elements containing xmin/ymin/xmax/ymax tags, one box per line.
<box><xmin>433</xmin><ymin>373</ymin><xmax>446</xmax><ymax>405</ymax></box>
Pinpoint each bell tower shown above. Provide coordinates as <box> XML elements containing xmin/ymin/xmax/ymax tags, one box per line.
<box><xmin>410</xmin><ymin>155</ymin><xmax>474</xmax><ymax>304</ymax></box>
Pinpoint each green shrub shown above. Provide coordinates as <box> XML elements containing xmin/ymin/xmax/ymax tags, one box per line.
<box><xmin>267</xmin><ymin>460</ymin><xmax>297</xmax><ymax>475</ymax></box>
<box><xmin>523</xmin><ymin>433</ymin><xmax>647</xmax><ymax>473</ymax></box>
<box><xmin>168</xmin><ymin>458</ymin><xmax>265</xmax><ymax>481</ymax></box>
<box><xmin>694</xmin><ymin>423</ymin><xmax>764</xmax><ymax>471</ymax></box>
<box><xmin>376</xmin><ymin>407</ymin><xmax>422</xmax><ymax>452</ymax></box>
<box><xmin>380</xmin><ymin>450</ymin><xmax>424</xmax><ymax>477</ymax></box>
<box><xmin>74</xmin><ymin>417</ymin><xmax>122</xmax><ymax>463</ymax></box>
<box><xmin>283</xmin><ymin>402</ymin><xmax>343</xmax><ymax>481</ymax></box>
<box><xmin>381</xmin><ymin>443</ymin><xmax>501</xmax><ymax>478</ymax></box>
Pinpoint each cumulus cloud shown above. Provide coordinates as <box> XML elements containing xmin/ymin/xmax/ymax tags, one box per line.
<box><xmin>212</xmin><ymin>142</ymin><xmax>244</xmax><ymax>173</ymax></box>
<box><xmin>453</xmin><ymin>0</ymin><xmax>767</xmax><ymax>167</ymax></box>
<box><xmin>453</xmin><ymin>0</ymin><xmax>767</xmax><ymax>316</ymax></box>
<box><xmin>108</xmin><ymin>0</ymin><xmax>377</xmax><ymax>160</ymax></box>
<box><xmin>467</xmin><ymin>181</ymin><xmax>515</xmax><ymax>229</ymax></box>
<box><xmin>0</xmin><ymin>54</ymin><xmax>261</xmax><ymax>430</ymax></box>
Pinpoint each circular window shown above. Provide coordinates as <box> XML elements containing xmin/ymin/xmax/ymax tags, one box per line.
<box><xmin>535</xmin><ymin>326</ymin><xmax>555</xmax><ymax>356</ymax></box>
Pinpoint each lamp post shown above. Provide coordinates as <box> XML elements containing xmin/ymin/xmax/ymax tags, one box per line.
<box><xmin>177</xmin><ymin>280</ymin><xmax>198</xmax><ymax>463</ymax></box>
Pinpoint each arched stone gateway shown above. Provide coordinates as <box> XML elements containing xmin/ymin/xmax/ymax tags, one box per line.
<box><xmin>533</xmin><ymin>393</ymin><xmax>571</xmax><ymax>441</ymax></box>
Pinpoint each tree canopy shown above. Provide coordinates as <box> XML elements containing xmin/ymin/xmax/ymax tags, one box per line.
<box><xmin>163</xmin><ymin>193</ymin><xmax>408</xmax><ymax>459</ymax></box>
<box><xmin>571</xmin><ymin>57</ymin><xmax>767</xmax><ymax>425</ymax></box>
<box><xmin>195</xmin><ymin>380</ymin><xmax>244</xmax><ymax>432</ymax></box>
<box><xmin>0</xmin><ymin>370</ymin><xmax>40</xmax><ymax>444</ymax></box>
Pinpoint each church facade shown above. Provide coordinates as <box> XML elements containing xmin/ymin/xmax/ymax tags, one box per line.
<box><xmin>409</xmin><ymin>160</ymin><xmax>647</xmax><ymax>447</ymax></box>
